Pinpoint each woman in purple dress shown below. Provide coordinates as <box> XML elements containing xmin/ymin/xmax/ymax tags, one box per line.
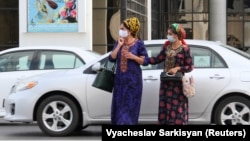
<box><xmin>108</xmin><ymin>17</ymin><xmax>148</xmax><ymax>125</ymax></box>
<box><xmin>145</xmin><ymin>23</ymin><xmax>194</xmax><ymax>125</ymax></box>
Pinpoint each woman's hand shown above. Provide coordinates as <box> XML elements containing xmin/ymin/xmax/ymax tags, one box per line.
<box><xmin>118</xmin><ymin>37</ymin><xmax>125</xmax><ymax>47</ymax></box>
<box><xmin>124</xmin><ymin>51</ymin><xmax>145</xmax><ymax>65</ymax></box>
<box><xmin>125</xmin><ymin>51</ymin><xmax>136</xmax><ymax>60</ymax></box>
<box><xmin>110</xmin><ymin>38</ymin><xmax>124</xmax><ymax>59</ymax></box>
<box><xmin>168</xmin><ymin>67</ymin><xmax>180</xmax><ymax>74</ymax></box>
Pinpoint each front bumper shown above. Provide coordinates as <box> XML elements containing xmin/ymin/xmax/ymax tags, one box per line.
<box><xmin>4</xmin><ymin>90</ymin><xmax>37</xmax><ymax>122</ymax></box>
<box><xmin>0</xmin><ymin>99</ymin><xmax>5</xmax><ymax>117</ymax></box>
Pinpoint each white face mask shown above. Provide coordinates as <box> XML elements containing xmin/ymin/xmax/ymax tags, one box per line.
<box><xmin>119</xmin><ymin>29</ymin><xmax>129</xmax><ymax>38</ymax></box>
<box><xmin>167</xmin><ymin>35</ymin><xmax>176</xmax><ymax>43</ymax></box>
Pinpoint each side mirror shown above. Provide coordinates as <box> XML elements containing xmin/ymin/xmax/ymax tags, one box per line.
<box><xmin>91</xmin><ymin>62</ymin><xmax>101</xmax><ymax>72</ymax></box>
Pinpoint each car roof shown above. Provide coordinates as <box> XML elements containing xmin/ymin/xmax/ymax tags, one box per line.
<box><xmin>0</xmin><ymin>46</ymin><xmax>91</xmax><ymax>54</ymax></box>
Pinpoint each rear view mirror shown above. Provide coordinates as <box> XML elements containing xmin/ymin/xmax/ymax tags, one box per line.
<box><xmin>91</xmin><ymin>62</ymin><xmax>101</xmax><ymax>72</ymax></box>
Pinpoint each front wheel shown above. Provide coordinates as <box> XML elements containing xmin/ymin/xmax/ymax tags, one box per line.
<box><xmin>36</xmin><ymin>95</ymin><xmax>80</xmax><ymax>136</ymax></box>
<box><xmin>214</xmin><ymin>96</ymin><xmax>250</xmax><ymax>125</ymax></box>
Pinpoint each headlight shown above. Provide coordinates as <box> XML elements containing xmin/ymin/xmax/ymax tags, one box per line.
<box><xmin>10</xmin><ymin>81</ymin><xmax>38</xmax><ymax>94</ymax></box>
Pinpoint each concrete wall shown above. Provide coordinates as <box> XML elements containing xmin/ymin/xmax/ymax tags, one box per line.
<box><xmin>92</xmin><ymin>0</ymin><xmax>107</xmax><ymax>54</ymax></box>
<box><xmin>19</xmin><ymin>0</ymin><xmax>92</xmax><ymax>50</ymax></box>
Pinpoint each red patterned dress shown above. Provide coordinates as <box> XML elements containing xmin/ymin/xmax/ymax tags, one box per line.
<box><xmin>146</xmin><ymin>40</ymin><xmax>193</xmax><ymax>125</ymax></box>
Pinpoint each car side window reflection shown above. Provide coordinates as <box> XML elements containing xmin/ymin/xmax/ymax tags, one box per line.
<box><xmin>84</xmin><ymin>56</ymin><xmax>114</xmax><ymax>74</ymax></box>
<box><xmin>39</xmin><ymin>51</ymin><xmax>85</xmax><ymax>70</ymax></box>
<box><xmin>0</xmin><ymin>51</ymin><xmax>35</xmax><ymax>72</ymax></box>
<box><xmin>190</xmin><ymin>46</ymin><xmax>226</xmax><ymax>68</ymax></box>
<box><xmin>141</xmin><ymin>45</ymin><xmax>164</xmax><ymax>70</ymax></box>
<box><xmin>100</xmin><ymin>57</ymin><xmax>115</xmax><ymax>71</ymax></box>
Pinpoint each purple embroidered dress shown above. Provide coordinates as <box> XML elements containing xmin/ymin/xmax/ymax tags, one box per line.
<box><xmin>108</xmin><ymin>39</ymin><xmax>148</xmax><ymax>125</ymax></box>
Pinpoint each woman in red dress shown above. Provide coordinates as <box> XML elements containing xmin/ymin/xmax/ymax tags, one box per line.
<box><xmin>145</xmin><ymin>23</ymin><xmax>194</xmax><ymax>125</ymax></box>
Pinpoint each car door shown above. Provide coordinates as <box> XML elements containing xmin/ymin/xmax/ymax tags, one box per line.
<box><xmin>188</xmin><ymin>46</ymin><xmax>231</xmax><ymax>119</ymax></box>
<box><xmin>140</xmin><ymin>45</ymin><xmax>164</xmax><ymax>121</ymax></box>
<box><xmin>85</xmin><ymin>56</ymin><xmax>113</xmax><ymax>118</ymax></box>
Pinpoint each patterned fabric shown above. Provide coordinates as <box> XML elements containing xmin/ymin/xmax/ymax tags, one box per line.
<box><xmin>123</xmin><ymin>17</ymin><xmax>140</xmax><ymax>37</ymax></box>
<box><xmin>108</xmin><ymin>39</ymin><xmax>148</xmax><ymax>125</ymax></box>
<box><xmin>120</xmin><ymin>39</ymin><xmax>137</xmax><ymax>72</ymax></box>
<box><xmin>165</xmin><ymin>45</ymin><xmax>183</xmax><ymax>72</ymax></box>
<box><xmin>145</xmin><ymin>40</ymin><xmax>194</xmax><ymax>125</ymax></box>
<box><xmin>120</xmin><ymin>47</ymin><xmax>128</xmax><ymax>72</ymax></box>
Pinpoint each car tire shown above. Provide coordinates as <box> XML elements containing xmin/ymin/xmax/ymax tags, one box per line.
<box><xmin>214</xmin><ymin>96</ymin><xmax>250</xmax><ymax>125</ymax></box>
<box><xmin>36</xmin><ymin>95</ymin><xmax>80</xmax><ymax>136</ymax></box>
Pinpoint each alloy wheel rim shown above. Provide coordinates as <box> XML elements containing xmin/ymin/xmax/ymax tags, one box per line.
<box><xmin>42</xmin><ymin>101</ymin><xmax>73</xmax><ymax>132</ymax></box>
<box><xmin>220</xmin><ymin>102</ymin><xmax>250</xmax><ymax>125</ymax></box>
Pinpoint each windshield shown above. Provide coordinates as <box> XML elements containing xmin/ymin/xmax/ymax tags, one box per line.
<box><xmin>220</xmin><ymin>44</ymin><xmax>250</xmax><ymax>59</ymax></box>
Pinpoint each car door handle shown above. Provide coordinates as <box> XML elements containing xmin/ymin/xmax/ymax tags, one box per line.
<box><xmin>209</xmin><ymin>76</ymin><xmax>225</xmax><ymax>79</ymax></box>
<box><xmin>143</xmin><ymin>76</ymin><xmax>158</xmax><ymax>81</ymax></box>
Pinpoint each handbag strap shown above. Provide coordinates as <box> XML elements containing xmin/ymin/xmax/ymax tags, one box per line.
<box><xmin>165</xmin><ymin>72</ymin><xmax>175</xmax><ymax>76</ymax></box>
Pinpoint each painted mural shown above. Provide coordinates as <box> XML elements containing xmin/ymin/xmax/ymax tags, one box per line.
<box><xmin>28</xmin><ymin>0</ymin><xmax>78</xmax><ymax>32</ymax></box>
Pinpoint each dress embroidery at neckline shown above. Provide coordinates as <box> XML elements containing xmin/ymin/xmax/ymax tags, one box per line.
<box><xmin>164</xmin><ymin>45</ymin><xmax>183</xmax><ymax>72</ymax></box>
<box><xmin>120</xmin><ymin>39</ymin><xmax>138</xmax><ymax>72</ymax></box>
<box><xmin>124</xmin><ymin>39</ymin><xmax>137</xmax><ymax>49</ymax></box>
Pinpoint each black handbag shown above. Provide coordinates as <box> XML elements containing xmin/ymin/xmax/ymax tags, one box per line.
<box><xmin>160</xmin><ymin>50</ymin><xmax>183</xmax><ymax>81</ymax></box>
<box><xmin>160</xmin><ymin>71</ymin><xmax>183</xmax><ymax>81</ymax></box>
<box><xmin>92</xmin><ymin>60</ymin><xmax>116</xmax><ymax>93</ymax></box>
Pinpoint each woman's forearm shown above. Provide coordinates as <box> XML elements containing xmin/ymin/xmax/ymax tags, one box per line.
<box><xmin>110</xmin><ymin>44</ymin><xmax>122</xmax><ymax>59</ymax></box>
<box><xmin>133</xmin><ymin>56</ymin><xmax>145</xmax><ymax>65</ymax></box>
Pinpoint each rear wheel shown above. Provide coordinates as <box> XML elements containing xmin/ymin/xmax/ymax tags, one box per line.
<box><xmin>36</xmin><ymin>95</ymin><xmax>80</xmax><ymax>136</ymax></box>
<box><xmin>214</xmin><ymin>96</ymin><xmax>250</xmax><ymax>125</ymax></box>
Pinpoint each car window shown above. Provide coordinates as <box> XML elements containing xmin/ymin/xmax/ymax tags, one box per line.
<box><xmin>38</xmin><ymin>51</ymin><xmax>85</xmax><ymax>70</ymax></box>
<box><xmin>190</xmin><ymin>46</ymin><xmax>226</xmax><ymax>68</ymax></box>
<box><xmin>0</xmin><ymin>51</ymin><xmax>35</xmax><ymax>72</ymax></box>
<box><xmin>140</xmin><ymin>44</ymin><xmax>227</xmax><ymax>70</ymax></box>
<box><xmin>141</xmin><ymin>45</ymin><xmax>163</xmax><ymax>70</ymax></box>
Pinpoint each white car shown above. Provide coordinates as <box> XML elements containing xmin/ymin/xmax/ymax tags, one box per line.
<box><xmin>4</xmin><ymin>39</ymin><xmax>250</xmax><ymax>136</ymax></box>
<box><xmin>0</xmin><ymin>46</ymin><xmax>101</xmax><ymax>117</ymax></box>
